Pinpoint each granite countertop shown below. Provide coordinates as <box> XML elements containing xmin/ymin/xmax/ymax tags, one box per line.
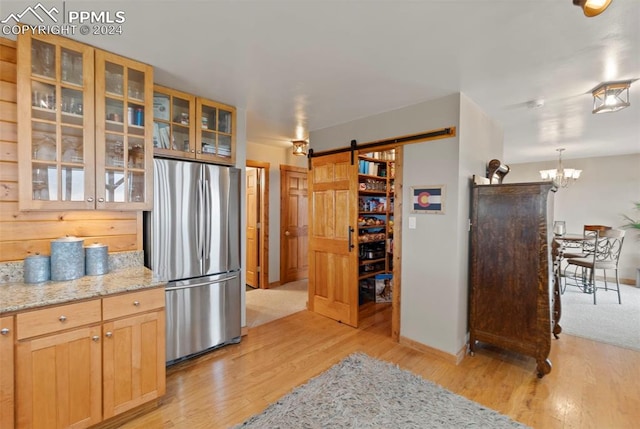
<box><xmin>0</xmin><ymin>266</ymin><xmax>166</xmax><ymax>314</ymax></box>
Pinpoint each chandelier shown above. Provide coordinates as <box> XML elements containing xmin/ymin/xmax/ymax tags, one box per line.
<box><xmin>539</xmin><ymin>148</ymin><xmax>582</xmax><ymax>188</ymax></box>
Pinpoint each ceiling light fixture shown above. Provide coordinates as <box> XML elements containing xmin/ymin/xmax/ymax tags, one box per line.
<box><xmin>292</xmin><ymin>140</ymin><xmax>308</xmax><ymax>156</ymax></box>
<box><xmin>591</xmin><ymin>80</ymin><xmax>632</xmax><ymax>114</ymax></box>
<box><xmin>540</xmin><ymin>148</ymin><xmax>582</xmax><ymax>188</ymax></box>
<box><xmin>572</xmin><ymin>0</ymin><xmax>613</xmax><ymax>17</ymax></box>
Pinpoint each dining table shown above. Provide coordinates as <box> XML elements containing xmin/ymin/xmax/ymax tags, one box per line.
<box><xmin>550</xmin><ymin>233</ymin><xmax>590</xmax><ymax>338</ymax></box>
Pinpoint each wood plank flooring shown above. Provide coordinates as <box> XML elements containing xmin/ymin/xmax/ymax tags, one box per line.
<box><xmin>118</xmin><ymin>304</ymin><xmax>640</xmax><ymax>429</ymax></box>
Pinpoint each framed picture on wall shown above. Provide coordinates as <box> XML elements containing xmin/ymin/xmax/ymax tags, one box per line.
<box><xmin>411</xmin><ymin>185</ymin><xmax>445</xmax><ymax>214</ymax></box>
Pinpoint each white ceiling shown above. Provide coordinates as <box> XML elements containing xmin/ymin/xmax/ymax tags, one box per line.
<box><xmin>4</xmin><ymin>0</ymin><xmax>640</xmax><ymax>163</ymax></box>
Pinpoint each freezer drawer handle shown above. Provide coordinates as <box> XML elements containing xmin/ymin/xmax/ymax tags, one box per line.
<box><xmin>165</xmin><ymin>275</ymin><xmax>239</xmax><ymax>292</ymax></box>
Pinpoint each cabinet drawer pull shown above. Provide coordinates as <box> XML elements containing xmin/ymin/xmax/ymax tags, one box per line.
<box><xmin>133</xmin><ymin>301</ymin><xmax>140</xmax><ymax>306</ymax></box>
<box><xmin>105</xmin><ymin>331</ymin><xmax>113</xmax><ymax>338</ymax></box>
<box><xmin>92</xmin><ymin>335</ymin><xmax>100</xmax><ymax>342</ymax></box>
<box><xmin>0</xmin><ymin>328</ymin><xmax>9</xmax><ymax>336</ymax></box>
<box><xmin>59</xmin><ymin>315</ymin><xmax>67</xmax><ymax>322</ymax></box>
<box><xmin>87</xmin><ymin>197</ymin><xmax>94</xmax><ymax>202</ymax></box>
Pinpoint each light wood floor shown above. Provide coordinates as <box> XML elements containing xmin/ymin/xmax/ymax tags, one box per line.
<box><xmin>119</xmin><ymin>304</ymin><xmax>640</xmax><ymax>429</ymax></box>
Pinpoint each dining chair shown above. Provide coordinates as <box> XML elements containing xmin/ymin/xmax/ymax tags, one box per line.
<box><xmin>564</xmin><ymin>228</ymin><xmax>625</xmax><ymax>304</ymax></box>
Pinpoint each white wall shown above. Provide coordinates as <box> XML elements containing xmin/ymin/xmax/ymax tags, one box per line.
<box><xmin>505</xmin><ymin>154</ymin><xmax>640</xmax><ymax>282</ymax></box>
<box><xmin>311</xmin><ymin>93</ymin><xmax>502</xmax><ymax>356</ymax></box>
<box><xmin>246</xmin><ymin>142</ymin><xmax>307</xmax><ymax>284</ymax></box>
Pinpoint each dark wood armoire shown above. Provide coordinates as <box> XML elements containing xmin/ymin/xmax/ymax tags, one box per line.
<box><xmin>469</xmin><ymin>181</ymin><xmax>559</xmax><ymax>378</ymax></box>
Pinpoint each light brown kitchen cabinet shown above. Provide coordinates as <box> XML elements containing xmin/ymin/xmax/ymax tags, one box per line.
<box><xmin>102</xmin><ymin>288</ymin><xmax>166</xmax><ymax>419</ymax></box>
<box><xmin>152</xmin><ymin>86</ymin><xmax>236</xmax><ymax>165</ymax></box>
<box><xmin>0</xmin><ymin>316</ymin><xmax>14</xmax><ymax>429</ymax></box>
<box><xmin>17</xmin><ymin>31</ymin><xmax>154</xmax><ymax>211</ymax></box>
<box><xmin>152</xmin><ymin>85</ymin><xmax>197</xmax><ymax>159</ymax></box>
<box><xmin>17</xmin><ymin>32</ymin><xmax>96</xmax><ymax>211</ymax></box>
<box><xmin>196</xmin><ymin>97</ymin><xmax>236</xmax><ymax>165</ymax></box>
<box><xmin>12</xmin><ymin>288</ymin><xmax>165</xmax><ymax>428</ymax></box>
<box><xmin>15</xmin><ymin>300</ymin><xmax>103</xmax><ymax>429</ymax></box>
<box><xmin>95</xmin><ymin>50</ymin><xmax>154</xmax><ymax>210</ymax></box>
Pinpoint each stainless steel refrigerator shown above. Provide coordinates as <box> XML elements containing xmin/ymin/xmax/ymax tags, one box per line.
<box><xmin>144</xmin><ymin>158</ymin><xmax>241</xmax><ymax>364</ymax></box>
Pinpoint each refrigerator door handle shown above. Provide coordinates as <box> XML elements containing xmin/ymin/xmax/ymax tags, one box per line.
<box><xmin>204</xmin><ymin>178</ymin><xmax>211</xmax><ymax>258</ymax></box>
<box><xmin>165</xmin><ymin>275</ymin><xmax>239</xmax><ymax>291</ymax></box>
<box><xmin>197</xmin><ymin>178</ymin><xmax>205</xmax><ymax>258</ymax></box>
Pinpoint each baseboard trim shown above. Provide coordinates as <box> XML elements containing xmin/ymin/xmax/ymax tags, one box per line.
<box><xmin>268</xmin><ymin>281</ymin><xmax>281</xmax><ymax>288</ymax></box>
<box><xmin>241</xmin><ymin>326</ymin><xmax>249</xmax><ymax>336</ymax></box>
<box><xmin>399</xmin><ymin>336</ymin><xmax>466</xmax><ymax>365</ymax></box>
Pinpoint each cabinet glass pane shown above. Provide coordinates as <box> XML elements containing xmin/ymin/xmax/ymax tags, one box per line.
<box><xmin>219</xmin><ymin>109</ymin><xmax>232</xmax><ymax>134</ymax></box>
<box><xmin>61</xmin><ymin>166</ymin><xmax>84</xmax><ymax>201</ymax></box>
<box><xmin>105</xmin><ymin>134</ymin><xmax>125</xmax><ymax>168</ymax></box>
<box><xmin>105</xmin><ymin>62</ymin><xmax>124</xmax><ymax>96</ymax></box>
<box><xmin>104</xmin><ymin>170</ymin><xmax>125</xmax><ymax>202</ymax></box>
<box><xmin>61</xmin><ymin>88</ymin><xmax>83</xmax><ymax>125</ymax></box>
<box><xmin>173</xmin><ymin>98</ymin><xmax>190</xmax><ymax>124</ymax></box>
<box><xmin>32</xmin><ymin>40</ymin><xmax>55</xmax><ymax>79</ymax></box>
<box><xmin>128</xmin><ymin>69</ymin><xmax>144</xmax><ymax>101</ymax></box>
<box><xmin>153</xmin><ymin>93</ymin><xmax>170</xmax><ymax>121</ymax></box>
<box><xmin>201</xmin><ymin>105</ymin><xmax>216</xmax><ymax>131</ymax></box>
<box><xmin>61</xmin><ymin>126</ymin><xmax>83</xmax><ymax>163</ymax></box>
<box><xmin>200</xmin><ymin>130</ymin><xmax>216</xmax><ymax>155</ymax></box>
<box><xmin>32</xmin><ymin>163</ymin><xmax>57</xmax><ymax>201</ymax></box>
<box><xmin>218</xmin><ymin>134</ymin><xmax>232</xmax><ymax>158</ymax></box>
<box><xmin>31</xmin><ymin>81</ymin><xmax>56</xmax><ymax>120</ymax></box>
<box><xmin>154</xmin><ymin>121</ymin><xmax>170</xmax><ymax>149</ymax></box>
<box><xmin>105</xmin><ymin>98</ymin><xmax>124</xmax><ymax>133</ymax></box>
<box><xmin>32</xmin><ymin>129</ymin><xmax>56</xmax><ymax>161</ymax></box>
<box><xmin>61</xmin><ymin>48</ymin><xmax>83</xmax><ymax>86</ymax></box>
<box><xmin>127</xmin><ymin>102</ymin><xmax>145</xmax><ymax>133</ymax></box>
<box><xmin>173</xmin><ymin>125</ymin><xmax>190</xmax><ymax>152</ymax></box>
<box><xmin>128</xmin><ymin>137</ymin><xmax>145</xmax><ymax>169</ymax></box>
<box><xmin>128</xmin><ymin>171</ymin><xmax>144</xmax><ymax>203</ymax></box>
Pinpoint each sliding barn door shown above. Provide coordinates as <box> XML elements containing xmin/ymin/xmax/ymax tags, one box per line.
<box><xmin>308</xmin><ymin>152</ymin><xmax>359</xmax><ymax>327</ymax></box>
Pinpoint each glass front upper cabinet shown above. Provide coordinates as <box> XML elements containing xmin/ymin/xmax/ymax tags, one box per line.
<box><xmin>95</xmin><ymin>50</ymin><xmax>153</xmax><ymax>210</ymax></box>
<box><xmin>18</xmin><ymin>33</ymin><xmax>95</xmax><ymax>210</ymax></box>
<box><xmin>196</xmin><ymin>97</ymin><xmax>236</xmax><ymax>165</ymax></box>
<box><xmin>152</xmin><ymin>85</ymin><xmax>196</xmax><ymax>159</ymax></box>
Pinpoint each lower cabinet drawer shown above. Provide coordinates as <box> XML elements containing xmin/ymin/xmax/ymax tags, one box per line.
<box><xmin>102</xmin><ymin>287</ymin><xmax>165</xmax><ymax>320</ymax></box>
<box><xmin>16</xmin><ymin>300</ymin><xmax>101</xmax><ymax>340</ymax></box>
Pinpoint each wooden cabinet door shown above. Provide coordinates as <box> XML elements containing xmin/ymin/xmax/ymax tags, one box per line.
<box><xmin>195</xmin><ymin>97</ymin><xmax>236</xmax><ymax>164</ymax></box>
<box><xmin>94</xmin><ymin>49</ymin><xmax>154</xmax><ymax>211</ymax></box>
<box><xmin>308</xmin><ymin>152</ymin><xmax>359</xmax><ymax>327</ymax></box>
<box><xmin>0</xmin><ymin>316</ymin><xmax>14</xmax><ymax>429</ymax></box>
<box><xmin>152</xmin><ymin>85</ymin><xmax>197</xmax><ymax>159</ymax></box>
<box><xmin>102</xmin><ymin>310</ymin><xmax>166</xmax><ymax>419</ymax></box>
<box><xmin>16</xmin><ymin>325</ymin><xmax>102</xmax><ymax>429</ymax></box>
<box><xmin>17</xmin><ymin>32</ymin><xmax>96</xmax><ymax>210</ymax></box>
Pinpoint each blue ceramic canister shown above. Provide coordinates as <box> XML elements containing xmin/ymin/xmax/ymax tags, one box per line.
<box><xmin>23</xmin><ymin>253</ymin><xmax>50</xmax><ymax>283</ymax></box>
<box><xmin>50</xmin><ymin>236</ymin><xmax>85</xmax><ymax>281</ymax></box>
<box><xmin>85</xmin><ymin>243</ymin><xmax>109</xmax><ymax>276</ymax></box>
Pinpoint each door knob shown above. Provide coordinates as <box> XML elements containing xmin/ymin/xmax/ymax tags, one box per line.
<box><xmin>285</xmin><ymin>231</ymin><xmax>290</xmax><ymax>236</ymax></box>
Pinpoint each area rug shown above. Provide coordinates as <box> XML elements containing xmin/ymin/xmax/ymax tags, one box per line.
<box><xmin>245</xmin><ymin>280</ymin><xmax>308</xmax><ymax>328</ymax></box>
<box><xmin>233</xmin><ymin>353</ymin><xmax>528</xmax><ymax>428</ymax></box>
<box><xmin>560</xmin><ymin>282</ymin><xmax>640</xmax><ymax>351</ymax></box>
